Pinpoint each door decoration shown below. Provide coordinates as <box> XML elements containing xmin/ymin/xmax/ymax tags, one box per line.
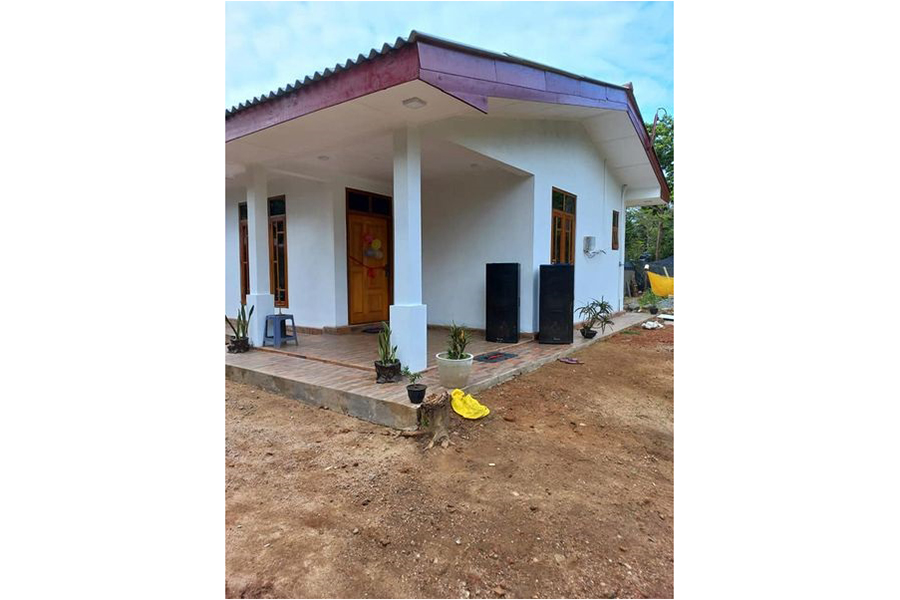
<box><xmin>362</xmin><ymin>232</ymin><xmax>384</xmax><ymax>260</ymax></box>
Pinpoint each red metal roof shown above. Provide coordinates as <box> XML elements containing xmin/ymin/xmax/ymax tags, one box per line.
<box><xmin>226</xmin><ymin>30</ymin><xmax>669</xmax><ymax>200</ymax></box>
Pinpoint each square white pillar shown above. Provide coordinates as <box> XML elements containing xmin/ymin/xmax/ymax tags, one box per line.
<box><xmin>245</xmin><ymin>165</ymin><xmax>274</xmax><ymax>347</ymax></box>
<box><xmin>391</xmin><ymin>126</ymin><xmax>427</xmax><ymax>372</ymax></box>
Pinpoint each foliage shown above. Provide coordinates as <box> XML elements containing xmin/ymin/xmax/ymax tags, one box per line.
<box><xmin>625</xmin><ymin>206</ymin><xmax>674</xmax><ymax>262</ymax></box>
<box><xmin>596</xmin><ymin>312</ymin><xmax>615</xmax><ymax>334</ymax></box>
<box><xmin>576</xmin><ymin>297</ymin><xmax>613</xmax><ymax>330</ymax></box>
<box><xmin>377</xmin><ymin>321</ymin><xmax>398</xmax><ymax>364</ymax></box>
<box><xmin>402</xmin><ymin>366</ymin><xmax>423</xmax><ymax>386</ymax></box>
<box><xmin>445</xmin><ymin>322</ymin><xmax>472</xmax><ymax>360</ymax></box>
<box><xmin>639</xmin><ymin>291</ymin><xmax>662</xmax><ymax>307</ymax></box>
<box><xmin>625</xmin><ymin>114</ymin><xmax>674</xmax><ymax>262</ymax></box>
<box><xmin>226</xmin><ymin>304</ymin><xmax>254</xmax><ymax>339</ymax></box>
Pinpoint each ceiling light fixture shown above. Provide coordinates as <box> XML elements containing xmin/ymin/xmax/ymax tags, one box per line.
<box><xmin>402</xmin><ymin>97</ymin><xmax>427</xmax><ymax>109</ymax></box>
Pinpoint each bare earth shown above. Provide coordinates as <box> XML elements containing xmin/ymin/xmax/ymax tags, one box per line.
<box><xmin>226</xmin><ymin>324</ymin><xmax>674</xmax><ymax>599</ymax></box>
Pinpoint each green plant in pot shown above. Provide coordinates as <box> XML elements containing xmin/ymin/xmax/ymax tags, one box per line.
<box><xmin>639</xmin><ymin>291</ymin><xmax>661</xmax><ymax>315</ymax></box>
<box><xmin>597</xmin><ymin>311</ymin><xmax>615</xmax><ymax>335</ymax></box>
<box><xmin>226</xmin><ymin>304</ymin><xmax>254</xmax><ymax>353</ymax></box>
<box><xmin>402</xmin><ymin>367</ymin><xmax>427</xmax><ymax>404</ymax></box>
<box><xmin>576</xmin><ymin>297</ymin><xmax>614</xmax><ymax>339</ymax></box>
<box><xmin>435</xmin><ymin>322</ymin><xmax>473</xmax><ymax>389</ymax></box>
<box><xmin>374</xmin><ymin>321</ymin><xmax>403</xmax><ymax>383</ymax></box>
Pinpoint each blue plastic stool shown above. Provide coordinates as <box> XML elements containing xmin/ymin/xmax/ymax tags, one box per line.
<box><xmin>263</xmin><ymin>314</ymin><xmax>299</xmax><ymax>348</ymax></box>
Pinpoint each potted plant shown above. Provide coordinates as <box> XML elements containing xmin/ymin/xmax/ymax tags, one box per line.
<box><xmin>576</xmin><ymin>300</ymin><xmax>599</xmax><ymax>339</ymax></box>
<box><xmin>374</xmin><ymin>321</ymin><xmax>402</xmax><ymax>383</ymax></box>
<box><xmin>639</xmin><ymin>291</ymin><xmax>661</xmax><ymax>315</ymax></box>
<box><xmin>576</xmin><ymin>297</ymin><xmax>614</xmax><ymax>339</ymax></box>
<box><xmin>597</xmin><ymin>311</ymin><xmax>615</xmax><ymax>334</ymax></box>
<box><xmin>402</xmin><ymin>367</ymin><xmax>427</xmax><ymax>404</ymax></box>
<box><xmin>226</xmin><ymin>304</ymin><xmax>254</xmax><ymax>353</ymax></box>
<box><xmin>435</xmin><ymin>323</ymin><xmax>473</xmax><ymax>389</ymax></box>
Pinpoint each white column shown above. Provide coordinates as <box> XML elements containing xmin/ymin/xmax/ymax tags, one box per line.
<box><xmin>245</xmin><ymin>165</ymin><xmax>274</xmax><ymax>346</ymax></box>
<box><xmin>390</xmin><ymin>126</ymin><xmax>428</xmax><ymax>372</ymax></box>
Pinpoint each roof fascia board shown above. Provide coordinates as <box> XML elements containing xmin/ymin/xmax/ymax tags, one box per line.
<box><xmin>224</xmin><ymin>34</ymin><xmax>670</xmax><ymax>200</ymax></box>
<box><xmin>416</xmin><ymin>41</ymin><xmax>669</xmax><ymax>200</ymax></box>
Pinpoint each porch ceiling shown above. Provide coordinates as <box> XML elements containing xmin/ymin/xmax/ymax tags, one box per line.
<box><xmin>226</xmin><ymin>80</ymin><xmax>480</xmax><ymax>186</ymax></box>
<box><xmin>227</xmin><ymin>81</ymin><xmax>662</xmax><ymax>205</ymax></box>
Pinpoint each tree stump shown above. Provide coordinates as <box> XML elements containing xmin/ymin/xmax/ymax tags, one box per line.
<box><xmin>419</xmin><ymin>391</ymin><xmax>451</xmax><ymax>449</ymax></box>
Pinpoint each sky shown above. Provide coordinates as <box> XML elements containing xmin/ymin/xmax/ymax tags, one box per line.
<box><xmin>226</xmin><ymin>1</ymin><xmax>673</xmax><ymax>121</ymax></box>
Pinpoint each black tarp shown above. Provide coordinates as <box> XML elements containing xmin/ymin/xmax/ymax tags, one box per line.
<box><xmin>624</xmin><ymin>255</ymin><xmax>674</xmax><ymax>294</ymax></box>
<box><xmin>646</xmin><ymin>255</ymin><xmax>674</xmax><ymax>277</ymax></box>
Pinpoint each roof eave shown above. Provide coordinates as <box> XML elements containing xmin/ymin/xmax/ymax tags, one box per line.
<box><xmin>225</xmin><ymin>30</ymin><xmax>670</xmax><ymax>198</ymax></box>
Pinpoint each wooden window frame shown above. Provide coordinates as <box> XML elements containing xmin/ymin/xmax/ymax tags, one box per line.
<box><xmin>611</xmin><ymin>210</ymin><xmax>620</xmax><ymax>251</ymax></box>
<box><xmin>550</xmin><ymin>188</ymin><xmax>577</xmax><ymax>265</ymax></box>
<box><xmin>238</xmin><ymin>202</ymin><xmax>249</xmax><ymax>305</ymax></box>
<box><xmin>268</xmin><ymin>196</ymin><xmax>289</xmax><ymax>308</ymax></box>
<box><xmin>345</xmin><ymin>187</ymin><xmax>393</xmax><ymax>217</ymax></box>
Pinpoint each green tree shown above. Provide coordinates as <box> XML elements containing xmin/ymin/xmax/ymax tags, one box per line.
<box><xmin>625</xmin><ymin>114</ymin><xmax>673</xmax><ymax>262</ymax></box>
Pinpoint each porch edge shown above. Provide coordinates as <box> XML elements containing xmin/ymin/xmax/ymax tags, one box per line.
<box><xmin>225</xmin><ymin>363</ymin><xmax>419</xmax><ymax>430</ymax></box>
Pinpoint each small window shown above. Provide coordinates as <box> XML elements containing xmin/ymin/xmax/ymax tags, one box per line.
<box><xmin>611</xmin><ymin>210</ymin><xmax>620</xmax><ymax>250</ymax></box>
<box><xmin>346</xmin><ymin>188</ymin><xmax>392</xmax><ymax>216</ymax></box>
<box><xmin>551</xmin><ymin>189</ymin><xmax>576</xmax><ymax>264</ymax></box>
<box><xmin>347</xmin><ymin>191</ymin><xmax>369</xmax><ymax>213</ymax></box>
<box><xmin>371</xmin><ymin>195</ymin><xmax>391</xmax><ymax>215</ymax></box>
<box><xmin>268</xmin><ymin>196</ymin><xmax>288</xmax><ymax>307</ymax></box>
<box><xmin>268</xmin><ymin>197</ymin><xmax>286</xmax><ymax>216</ymax></box>
<box><xmin>552</xmin><ymin>190</ymin><xmax>565</xmax><ymax>211</ymax></box>
<box><xmin>238</xmin><ymin>203</ymin><xmax>249</xmax><ymax>304</ymax></box>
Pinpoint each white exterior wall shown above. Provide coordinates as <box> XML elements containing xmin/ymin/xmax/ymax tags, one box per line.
<box><xmin>422</xmin><ymin>170</ymin><xmax>534</xmax><ymax>331</ymax></box>
<box><xmin>268</xmin><ymin>178</ymin><xmax>337</xmax><ymax>328</ymax></box>
<box><xmin>226</xmin><ymin>116</ymin><xmax>629</xmax><ymax>332</ymax></box>
<box><xmin>225</xmin><ymin>173</ymin><xmax>391</xmax><ymax>328</ymax></box>
<box><xmin>424</xmin><ymin>117</ymin><xmax>628</xmax><ymax>329</ymax></box>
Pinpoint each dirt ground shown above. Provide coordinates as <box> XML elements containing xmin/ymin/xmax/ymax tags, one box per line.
<box><xmin>226</xmin><ymin>323</ymin><xmax>674</xmax><ymax>599</ymax></box>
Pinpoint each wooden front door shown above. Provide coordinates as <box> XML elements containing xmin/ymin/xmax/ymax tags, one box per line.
<box><xmin>347</xmin><ymin>211</ymin><xmax>392</xmax><ymax>324</ymax></box>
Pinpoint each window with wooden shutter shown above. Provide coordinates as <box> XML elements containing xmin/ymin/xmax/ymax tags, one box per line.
<box><xmin>551</xmin><ymin>189</ymin><xmax>576</xmax><ymax>264</ymax></box>
<box><xmin>268</xmin><ymin>196</ymin><xmax>288</xmax><ymax>307</ymax></box>
<box><xmin>612</xmin><ymin>210</ymin><xmax>620</xmax><ymax>250</ymax></box>
<box><xmin>238</xmin><ymin>203</ymin><xmax>249</xmax><ymax>304</ymax></box>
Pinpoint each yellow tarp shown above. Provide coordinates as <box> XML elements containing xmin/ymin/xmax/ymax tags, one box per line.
<box><xmin>646</xmin><ymin>270</ymin><xmax>674</xmax><ymax>297</ymax></box>
<box><xmin>450</xmin><ymin>389</ymin><xmax>490</xmax><ymax>419</ymax></box>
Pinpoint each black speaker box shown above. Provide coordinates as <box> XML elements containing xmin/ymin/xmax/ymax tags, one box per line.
<box><xmin>538</xmin><ymin>264</ymin><xmax>574</xmax><ymax>344</ymax></box>
<box><xmin>485</xmin><ymin>263</ymin><xmax>520</xmax><ymax>343</ymax></box>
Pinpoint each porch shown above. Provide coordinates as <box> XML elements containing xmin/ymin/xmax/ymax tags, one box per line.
<box><xmin>225</xmin><ymin>312</ymin><xmax>651</xmax><ymax>430</ymax></box>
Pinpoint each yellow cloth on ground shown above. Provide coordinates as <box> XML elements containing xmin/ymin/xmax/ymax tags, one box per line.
<box><xmin>450</xmin><ymin>389</ymin><xmax>490</xmax><ymax>419</ymax></box>
<box><xmin>646</xmin><ymin>270</ymin><xmax>674</xmax><ymax>297</ymax></box>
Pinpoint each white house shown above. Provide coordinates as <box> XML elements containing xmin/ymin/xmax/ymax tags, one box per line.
<box><xmin>225</xmin><ymin>31</ymin><xmax>669</xmax><ymax>372</ymax></box>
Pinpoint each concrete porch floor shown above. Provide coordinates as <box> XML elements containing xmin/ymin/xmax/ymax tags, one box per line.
<box><xmin>225</xmin><ymin>312</ymin><xmax>652</xmax><ymax>430</ymax></box>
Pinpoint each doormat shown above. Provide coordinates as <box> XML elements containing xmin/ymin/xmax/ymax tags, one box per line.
<box><xmin>362</xmin><ymin>327</ymin><xmax>382</xmax><ymax>334</ymax></box>
<box><xmin>474</xmin><ymin>352</ymin><xmax>518</xmax><ymax>363</ymax></box>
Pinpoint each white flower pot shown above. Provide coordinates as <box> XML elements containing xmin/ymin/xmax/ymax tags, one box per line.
<box><xmin>435</xmin><ymin>352</ymin><xmax>474</xmax><ymax>389</ymax></box>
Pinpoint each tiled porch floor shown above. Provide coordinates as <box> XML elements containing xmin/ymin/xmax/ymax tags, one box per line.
<box><xmin>257</xmin><ymin>328</ymin><xmax>520</xmax><ymax>371</ymax></box>
<box><xmin>225</xmin><ymin>312</ymin><xmax>652</xmax><ymax>430</ymax></box>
